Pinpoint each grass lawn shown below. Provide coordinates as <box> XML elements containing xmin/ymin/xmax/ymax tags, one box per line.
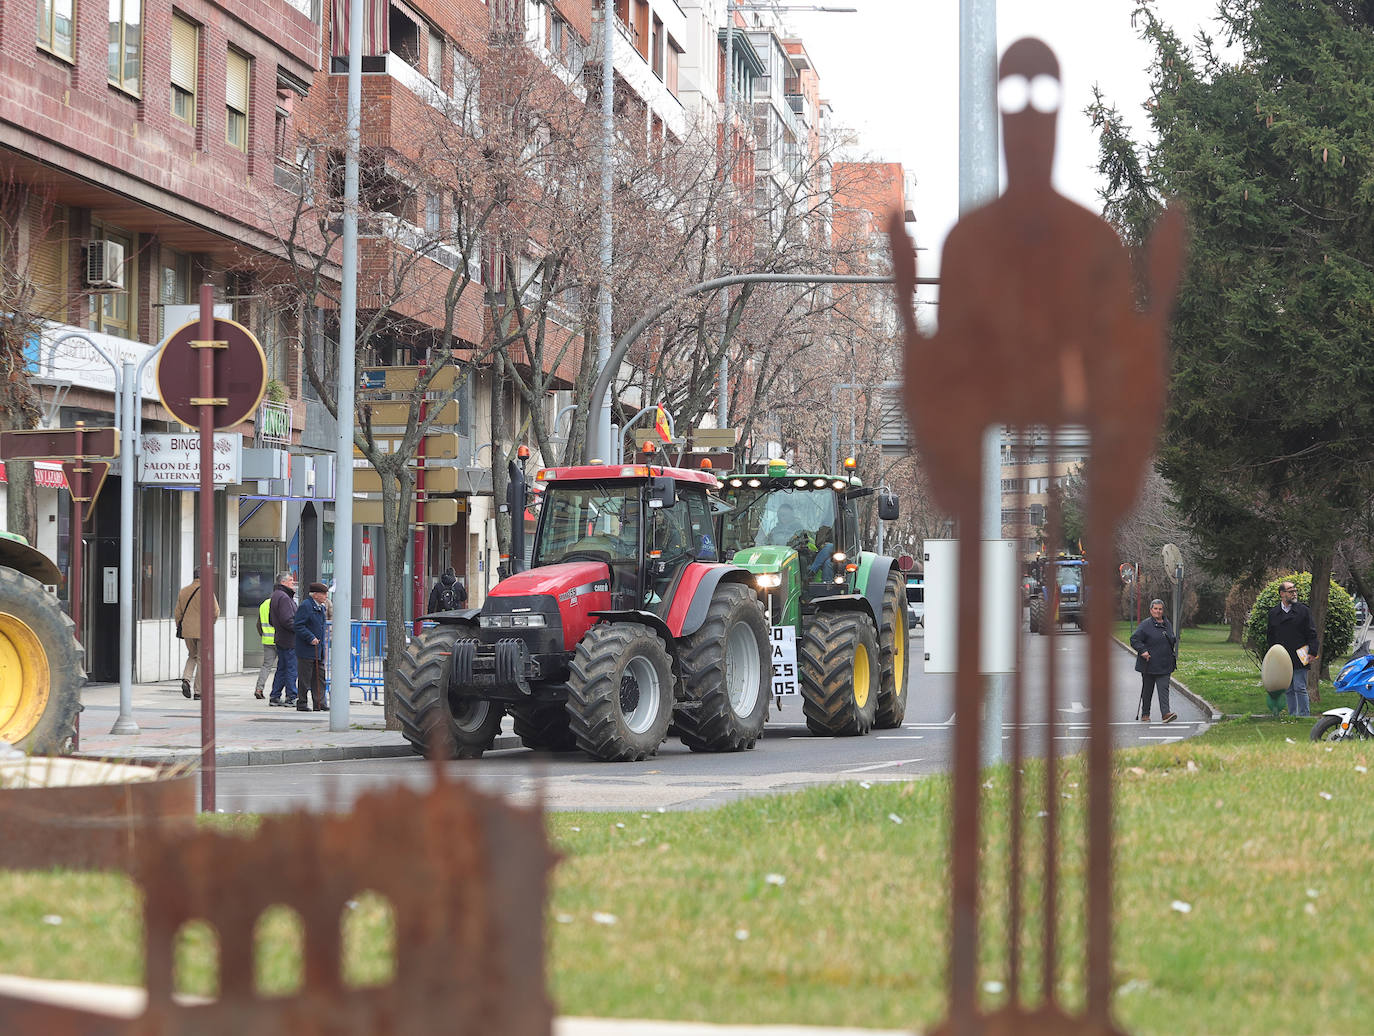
<box><xmin>1114</xmin><ymin>621</ymin><xmax>1354</xmax><ymax>718</ymax></box>
<box><xmin>3</xmin><ymin>728</ymin><xmax>1373</xmax><ymax>1035</ymax></box>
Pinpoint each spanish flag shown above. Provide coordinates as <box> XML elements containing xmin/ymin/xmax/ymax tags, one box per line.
<box><xmin>654</xmin><ymin>405</ymin><xmax>672</xmax><ymax>443</ymax></box>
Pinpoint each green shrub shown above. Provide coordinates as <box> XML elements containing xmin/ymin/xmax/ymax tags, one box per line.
<box><xmin>1242</xmin><ymin>573</ymin><xmax>1356</xmax><ymax>667</ymax></box>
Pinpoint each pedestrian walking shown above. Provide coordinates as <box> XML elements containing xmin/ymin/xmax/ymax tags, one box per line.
<box><xmin>252</xmin><ymin>593</ymin><xmax>275</xmax><ymax>700</ymax></box>
<box><xmin>295</xmin><ymin>581</ymin><xmax>330</xmax><ymax>712</ymax></box>
<box><xmin>173</xmin><ymin>568</ymin><xmax>220</xmax><ymax>700</ymax></box>
<box><xmin>1267</xmin><ymin>579</ymin><xmax>1319</xmax><ymax>717</ymax></box>
<box><xmin>428</xmin><ymin>567</ymin><xmax>467</xmax><ymax>612</ymax></box>
<box><xmin>268</xmin><ymin>571</ymin><xmax>299</xmax><ymax>707</ymax></box>
<box><xmin>1130</xmin><ymin>598</ymin><xmax>1178</xmax><ymax>724</ymax></box>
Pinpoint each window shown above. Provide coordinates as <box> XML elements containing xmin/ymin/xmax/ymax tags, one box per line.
<box><xmin>666</xmin><ymin>36</ymin><xmax>680</xmax><ymax>95</ymax></box>
<box><xmin>425</xmin><ymin>192</ymin><xmax>441</xmax><ymax>235</ymax></box>
<box><xmin>427</xmin><ymin>27</ymin><xmax>442</xmax><ymax>83</ymax></box>
<box><xmin>89</xmin><ymin>225</ymin><xmax>134</xmax><ymax>338</ymax></box>
<box><xmin>170</xmin><ymin>14</ymin><xmax>198</xmax><ymax>125</ymax></box>
<box><xmin>226</xmin><ymin>47</ymin><xmax>250</xmax><ymax>151</ymax></box>
<box><xmin>108</xmin><ymin>0</ymin><xmax>143</xmax><ymax>93</ymax></box>
<box><xmin>651</xmin><ymin>16</ymin><xmax>662</xmax><ymax>79</ymax></box>
<box><xmin>140</xmin><ymin>490</ymin><xmax>182</xmax><ymax>619</ymax></box>
<box><xmin>37</xmin><ymin>0</ymin><xmax>75</xmax><ymax>60</ymax></box>
<box><xmin>452</xmin><ymin>49</ymin><xmax>479</xmax><ymax>130</ymax></box>
<box><xmin>157</xmin><ymin>247</ymin><xmax>191</xmax><ymax>340</ymax></box>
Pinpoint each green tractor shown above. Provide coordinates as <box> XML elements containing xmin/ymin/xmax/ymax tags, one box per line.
<box><xmin>715</xmin><ymin>459</ymin><xmax>908</xmax><ymax>735</ymax></box>
<box><xmin>0</xmin><ymin>531</ymin><xmax>84</xmax><ymax>753</ymax></box>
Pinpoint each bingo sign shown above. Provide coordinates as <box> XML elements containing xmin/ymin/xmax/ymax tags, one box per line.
<box><xmin>770</xmin><ymin>625</ymin><xmax>798</xmax><ymax>696</ymax></box>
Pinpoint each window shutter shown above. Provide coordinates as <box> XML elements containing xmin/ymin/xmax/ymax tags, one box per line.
<box><xmin>170</xmin><ymin>17</ymin><xmax>198</xmax><ymax>92</ymax></box>
<box><xmin>227</xmin><ymin>49</ymin><xmax>250</xmax><ymax>113</ymax></box>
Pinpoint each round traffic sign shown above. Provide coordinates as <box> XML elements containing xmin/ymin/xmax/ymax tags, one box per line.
<box><xmin>156</xmin><ymin>318</ymin><xmax>267</xmax><ymax>431</ymax></box>
<box><xmin>897</xmin><ymin>553</ymin><xmax>915</xmax><ymax>572</ymax></box>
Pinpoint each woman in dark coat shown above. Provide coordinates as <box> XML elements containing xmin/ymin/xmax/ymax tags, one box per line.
<box><xmin>1130</xmin><ymin>598</ymin><xmax>1179</xmax><ymax>723</ymax></box>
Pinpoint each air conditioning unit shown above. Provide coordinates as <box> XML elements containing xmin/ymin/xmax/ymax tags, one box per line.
<box><xmin>85</xmin><ymin>239</ymin><xmax>125</xmax><ymax>290</ymax></box>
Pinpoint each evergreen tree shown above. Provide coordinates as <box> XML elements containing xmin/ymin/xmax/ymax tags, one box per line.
<box><xmin>1090</xmin><ymin>0</ymin><xmax>1374</xmax><ymax>682</ymax></box>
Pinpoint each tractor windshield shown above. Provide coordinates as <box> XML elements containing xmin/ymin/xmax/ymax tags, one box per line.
<box><xmin>718</xmin><ymin>487</ymin><xmax>837</xmax><ymax>556</ymax></box>
<box><xmin>532</xmin><ymin>482</ymin><xmax>642</xmax><ymax>566</ymax></box>
<box><xmin>1055</xmin><ymin>564</ymin><xmax>1083</xmax><ymax>587</ymax></box>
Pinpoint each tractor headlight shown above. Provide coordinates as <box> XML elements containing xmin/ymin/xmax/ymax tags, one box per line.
<box><xmin>479</xmin><ymin>615</ymin><xmax>508</xmax><ymax>628</ymax></box>
<box><xmin>756</xmin><ymin>573</ymin><xmax>782</xmax><ymax>590</ymax></box>
<box><xmin>510</xmin><ymin>614</ymin><xmax>547</xmax><ymax>627</ymax></box>
<box><xmin>833</xmin><ymin>574</ymin><xmax>846</xmax><ymax>584</ymax></box>
<box><xmin>832</xmin><ymin>551</ymin><xmax>846</xmax><ymax>562</ymax></box>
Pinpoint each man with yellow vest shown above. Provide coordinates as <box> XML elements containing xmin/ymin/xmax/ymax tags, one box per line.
<box><xmin>252</xmin><ymin>593</ymin><xmax>276</xmax><ymax>701</ymax></box>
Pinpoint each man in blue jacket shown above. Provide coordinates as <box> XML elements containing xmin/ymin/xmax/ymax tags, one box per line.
<box><xmin>295</xmin><ymin>581</ymin><xmax>330</xmax><ymax>712</ymax></box>
<box><xmin>268</xmin><ymin>572</ymin><xmax>298</xmax><ymax>707</ymax></box>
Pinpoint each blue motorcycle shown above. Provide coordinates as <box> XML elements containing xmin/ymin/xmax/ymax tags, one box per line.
<box><xmin>1310</xmin><ymin>637</ymin><xmax>1374</xmax><ymax>742</ymax></box>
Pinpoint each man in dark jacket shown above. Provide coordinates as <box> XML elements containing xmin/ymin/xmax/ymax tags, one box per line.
<box><xmin>295</xmin><ymin>581</ymin><xmax>330</xmax><ymax>712</ymax></box>
<box><xmin>268</xmin><ymin>571</ymin><xmax>298</xmax><ymax>707</ymax></box>
<box><xmin>1130</xmin><ymin>598</ymin><xmax>1179</xmax><ymax>723</ymax></box>
<box><xmin>427</xmin><ymin>567</ymin><xmax>467</xmax><ymax>612</ymax></box>
<box><xmin>1267</xmin><ymin>579</ymin><xmax>1320</xmax><ymax>717</ymax></box>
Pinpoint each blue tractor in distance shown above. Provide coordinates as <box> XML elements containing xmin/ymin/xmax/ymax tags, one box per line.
<box><xmin>1028</xmin><ymin>553</ymin><xmax>1087</xmax><ymax>634</ymax></box>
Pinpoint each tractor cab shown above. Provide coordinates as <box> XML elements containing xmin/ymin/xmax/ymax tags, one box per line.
<box><xmin>530</xmin><ymin>464</ymin><xmax>719</xmax><ymax>616</ymax></box>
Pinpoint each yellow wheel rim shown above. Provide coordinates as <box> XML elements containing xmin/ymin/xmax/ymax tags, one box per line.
<box><xmin>893</xmin><ymin>607</ymin><xmax>906</xmax><ymax>698</ymax></box>
<box><xmin>853</xmin><ymin>641</ymin><xmax>871</xmax><ymax>709</ymax></box>
<box><xmin>0</xmin><ymin>612</ymin><xmax>51</xmax><ymax>745</ymax></box>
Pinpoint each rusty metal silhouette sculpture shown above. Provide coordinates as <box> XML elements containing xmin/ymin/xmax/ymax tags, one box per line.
<box><xmin>889</xmin><ymin>38</ymin><xmax>1185</xmax><ymax>1036</ymax></box>
<box><xmin>0</xmin><ymin>757</ymin><xmax>554</xmax><ymax>1035</ymax></box>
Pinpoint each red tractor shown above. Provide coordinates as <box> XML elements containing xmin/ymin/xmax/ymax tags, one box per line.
<box><xmin>395</xmin><ymin>462</ymin><xmax>772</xmax><ymax>762</ymax></box>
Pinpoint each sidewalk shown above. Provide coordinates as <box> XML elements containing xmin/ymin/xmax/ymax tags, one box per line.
<box><xmin>73</xmin><ymin>670</ymin><xmax>523</xmax><ymax>767</ymax></box>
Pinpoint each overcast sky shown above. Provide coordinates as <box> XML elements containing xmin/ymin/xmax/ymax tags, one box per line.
<box><xmin>785</xmin><ymin>0</ymin><xmax>1225</xmax><ymax>290</ymax></box>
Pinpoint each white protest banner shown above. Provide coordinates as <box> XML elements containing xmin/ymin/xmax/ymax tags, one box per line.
<box><xmin>770</xmin><ymin>625</ymin><xmax>798</xmax><ymax>696</ymax></box>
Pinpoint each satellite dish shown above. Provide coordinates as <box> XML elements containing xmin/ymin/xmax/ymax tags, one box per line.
<box><xmin>1162</xmin><ymin>543</ymin><xmax>1183</xmax><ymax>582</ymax></box>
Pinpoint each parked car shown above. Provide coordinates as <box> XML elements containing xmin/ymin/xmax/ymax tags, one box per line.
<box><xmin>906</xmin><ymin>576</ymin><xmax>925</xmax><ymax>631</ymax></box>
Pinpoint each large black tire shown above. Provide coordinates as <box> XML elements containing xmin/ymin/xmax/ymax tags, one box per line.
<box><xmin>875</xmin><ymin>571</ymin><xmax>909</xmax><ymax>729</ymax></box>
<box><xmin>566</xmin><ymin>623</ymin><xmax>673</xmax><ymax>761</ymax></box>
<box><xmin>510</xmin><ymin>702</ymin><xmax>579</xmax><ymax>752</ymax></box>
<box><xmin>674</xmin><ymin>583</ymin><xmax>770</xmax><ymax>752</ymax></box>
<box><xmin>799</xmin><ymin>610</ymin><xmax>879</xmax><ymax>737</ymax></box>
<box><xmin>0</xmin><ymin>566</ymin><xmax>84</xmax><ymax>754</ymax></box>
<box><xmin>1029</xmin><ymin>596</ymin><xmax>1046</xmax><ymax>635</ymax></box>
<box><xmin>395</xmin><ymin>625</ymin><xmax>504</xmax><ymax>759</ymax></box>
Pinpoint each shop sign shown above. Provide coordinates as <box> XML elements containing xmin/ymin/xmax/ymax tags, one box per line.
<box><xmin>0</xmin><ymin>462</ymin><xmax>67</xmax><ymax>489</ymax></box>
<box><xmin>138</xmin><ymin>433</ymin><xmax>242</xmax><ymax>485</ymax></box>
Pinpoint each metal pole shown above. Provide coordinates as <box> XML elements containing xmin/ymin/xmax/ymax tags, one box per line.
<box><xmin>195</xmin><ymin>282</ymin><xmax>216</xmax><ymax>813</ymax></box>
<box><xmin>331</xmin><ymin>0</ymin><xmax>363</xmax><ymax>733</ymax></box>
<box><xmin>960</xmin><ymin>0</ymin><xmax>1001</xmax><ymax>775</ymax></box>
<box><xmin>718</xmin><ymin>0</ymin><xmax>735</xmax><ymax>429</ymax></box>
<box><xmin>110</xmin><ymin>361</ymin><xmax>139</xmax><ymax>734</ymax></box>
<box><xmin>413</xmin><ymin>398</ymin><xmax>427</xmax><ymax>634</ymax></box>
<box><xmin>590</xmin><ymin>0</ymin><xmax>616</xmax><ymax>463</ymax></box>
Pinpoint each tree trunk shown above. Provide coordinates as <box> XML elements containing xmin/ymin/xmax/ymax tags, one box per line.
<box><xmin>1309</xmin><ymin>549</ymin><xmax>1334</xmax><ymax>703</ymax></box>
<box><xmin>4</xmin><ymin>458</ymin><xmax>35</xmax><ymax>543</ymax></box>
<box><xmin>379</xmin><ymin>461</ymin><xmax>415</xmax><ymax>732</ymax></box>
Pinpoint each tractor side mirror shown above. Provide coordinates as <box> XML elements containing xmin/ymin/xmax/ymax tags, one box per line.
<box><xmin>878</xmin><ymin>492</ymin><xmax>900</xmax><ymax>522</ymax></box>
<box><xmin>647</xmin><ymin>476</ymin><xmax>676</xmax><ymax>509</ymax></box>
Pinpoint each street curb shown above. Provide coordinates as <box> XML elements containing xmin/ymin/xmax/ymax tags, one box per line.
<box><xmin>1110</xmin><ymin>635</ymin><xmax>1224</xmax><ymax>722</ymax></box>
<box><xmin>74</xmin><ymin>734</ymin><xmax>524</xmax><ymax>768</ymax></box>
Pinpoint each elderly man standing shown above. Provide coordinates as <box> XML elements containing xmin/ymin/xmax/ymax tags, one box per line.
<box><xmin>268</xmin><ymin>571</ymin><xmax>299</xmax><ymax>707</ymax></box>
<box><xmin>174</xmin><ymin>567</ymin><xmax>220</xmax><ymax>700</ymax></box>
<box><xmin>295</xmin><ymin>581</ymin><xmax>331</xmax><ymax>712</ymax></box>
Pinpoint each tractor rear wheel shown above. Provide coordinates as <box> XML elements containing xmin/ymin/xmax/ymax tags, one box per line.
<box><xmin>675</xmin><ymin>583</ymin><xmax>770</xmax><ymax>752</ymax></box>
<box><xmin>511</xmin><ymin>702</ymin><xmax>579</xmax><ymax>752</ymax></box>
<box><xmin>567</xmin><ymin>623</ymin><xmax>673</xmax><ymax>761</ymax></box>
<box><xmin>0</xmin><ymin>566</ymin><xmax>83</xmax><ymax>754</ymax></box>
<box><xmin>875</xmin><ymin>570</ymin><xmax>909</xmax><ymax>728</ymax></box>
<box><xmin>799</xmin><ymin>610</ymin><xmax>879</xmax><ymax>737</ymax></box>
<box><xmin>395</xmin><ymin>625</ymin><xmax>503</xmax><ymax>758</ymax></box>
<box><xmin>1029</xmin><ymin>597</ymin><xmax>1046</xmax><ymax>635</ymax></box>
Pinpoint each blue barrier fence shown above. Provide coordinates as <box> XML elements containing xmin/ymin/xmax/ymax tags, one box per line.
<box><xmin>322</xmin><ymin>620</ymin><xmax>389</xmax><ymax>703</ymax></box>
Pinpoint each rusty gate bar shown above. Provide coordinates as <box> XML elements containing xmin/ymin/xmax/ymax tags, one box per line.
<box><xmin>1006</xmin><ymin>437</ymin><xmax>1026</xmax><ymax>1008</ymax></box>
<box><xmin>1042</xmin><ymin>427</ymin><xmax>1062</xmax><ymax>1005</ymax></box>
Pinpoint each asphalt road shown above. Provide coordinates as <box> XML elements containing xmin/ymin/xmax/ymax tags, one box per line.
<box><xmin>214</xmin><ymin>625</ymin><xmax>1208</xmax><ymax>815</ymax></box>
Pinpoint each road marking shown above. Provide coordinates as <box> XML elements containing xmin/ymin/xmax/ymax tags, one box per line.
<box><xmin>1140</xmin><ymin>736</ymin><xmax>1185</xmax><ymax>742</ymax></box>
<box><xmin>1060</xmin><ymin>701</ymin><xmax>1089</xmax><ymax>714</ymax></box>
<box><xmin>875</xmin><ymin>734</ymin><xmax>925</xmax><ymax>740</ymax></box>
<box><xmin>843</xmin><ymin>758</ymin><xmax>923</xmax><ymax>773</ymax></box>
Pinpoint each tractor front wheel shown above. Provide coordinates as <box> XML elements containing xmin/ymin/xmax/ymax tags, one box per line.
<box><xmin>875</xmin><ymin>571</ymin><xmax>909</xmax><ymax>728</ymax></box>
<box><xmin>675</xmin><ymin>583</ymin><xmax>770</xmax><ymax>752</ymax></box>
<box><xmin>799</xmin><ymin>610</ymin><xmax>879</xmax><ymax>737</ymax></box>
<box><xmin>1029</xmin><ymin>597</ymin><xmax>1046</xmax><ymax>635</ymax></box>
<box><xmin>0</xmin><ymin>566</ymin><xmax>84</xmax><ymax>754</ymax></box>
<box><xmin>395</xmin><ymin>625</ymin><xmax>504</xmax><ymax>758</ymax></box>
<box><xmin>566</xmin><ymin>623</ymin><xmax>673</xmax><ymax>762</ymax></box>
